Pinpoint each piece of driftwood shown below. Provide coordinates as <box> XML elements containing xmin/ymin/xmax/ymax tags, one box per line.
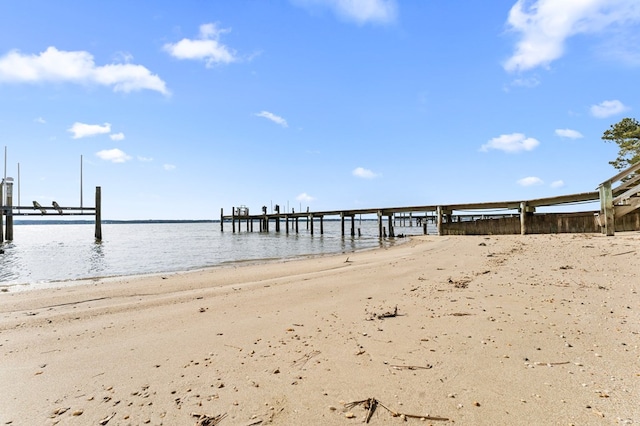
<box><xmin>98</xmin><ymin>412</ymin><xmax>116</xmax><ymax>425</ymax></box>
<box><xmin>377</xmin><ymin>306</ymin><xmax>398</xmax><ymax>319</ymax></box>
<box><xmin>533</xmin><ymin>361</ymin><xmax>570</xmax><ymax>366</ymax></box>
<box><xmin>190</xmin><ymin>412</ymin><xmax>227</xmax><ymax>426</ymax></box>
<box><xmin>345</xmin><ymin>397</ymin><xmax>449</xmax><ymax>423</ymax></box>
<box><xmin>390</xmin><ymin>364</ymin><xmax>432</xmax><ymax>370</ymax></box>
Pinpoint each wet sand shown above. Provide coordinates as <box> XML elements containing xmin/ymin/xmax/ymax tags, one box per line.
<box><xmin>1</xmin><ymin>233</ymin><xmax>639</xmax><ymax>425</ymax></box>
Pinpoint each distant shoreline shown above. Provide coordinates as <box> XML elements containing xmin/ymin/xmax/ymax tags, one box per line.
<box><xmin>13</xmin><ymin>219</ymin><xmax>217</xmax><ymax>225</ymax></box>
<box><xmin>13</xmin><ymin>218</ymin><xmax>383</xmax><ymax>225</ymax></box>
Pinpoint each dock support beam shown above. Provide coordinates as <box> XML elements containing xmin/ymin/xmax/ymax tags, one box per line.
<box><xmin>377</xmin><ymin>210</ymin><xmax>383</xmax><ymax>238</ymax></box>
<box><xmin>232</xmin><ymin>207</ymin><xmax>236</xmax><ymax>233</ymax></box>
<box><xmin>520</xmin><ymin>201</ymin><xmax>527</xmax><ymax>235</ymax></box>
<box><xmin>94</xmin><ymin>186</ymin><xmax>102</xmax><ymax>241</ymax></box>
<box><xmin>599</xmin><ymin>182</ymin><xmax>615</xmax><ymax>236</ymax></box>
<box><xmin>5</xmin><ymin>180</ymin><xmax>13</xmax><ymax>241</ymax></box>
<box><xmin>351</xmin><ymin>215</ymin><xmax>355</xmax><ymax>237</ymax></box>
<box><xmin>0</xmin><ymin>182</ymin><xmax>3</xmax><ymax>242</ymax></box>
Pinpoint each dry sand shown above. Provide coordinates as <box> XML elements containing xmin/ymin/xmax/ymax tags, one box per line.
<box><xmin>0</xmin><ymin>233</ymin><xmax>639</xmax><ymax>425</ymax></box>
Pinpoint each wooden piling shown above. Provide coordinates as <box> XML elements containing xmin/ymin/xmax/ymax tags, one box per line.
<box><xmin>94</xmin><ymin>186</ymin><xmax>102</xmax><ymax>241</ymax></box>
<box><xmin>351</xmin><ymin>215</ymin><xmax>355</xmax><ymax>237</ymax></box>
<box><xmin>520</xmin><ymin>201</ymin><xmax>527</xmax><ymax>235</ymax></box>
<box><xmin>232</xmin><ymin>207</ymin><xmax>236</xmax><ymax>233</ymax></box>
<box><xmin>309</xmin><ymin>215</ymin><xmax>314</xmax><ymax>235</ymax></box>
<box><xmin>220</xmin><ymin>208</ymin><xmax>224</xmax><ymax>232</ymax></box>
<box><xmin>0</xmin><ymin>182</ymin><xmax>3</xmax><ymax>242</ymax></box>
<box><xmin>5</xmin><ymin>180</ymin><xmax>13</xmax><ymax>241</ymax></box>
<box><xmin>599</xmin><ymin>182</ymin><xmax>614</xmax><ymax>236</ymax></box>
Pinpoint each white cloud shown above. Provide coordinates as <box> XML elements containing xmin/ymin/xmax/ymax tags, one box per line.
<box><xmin>163</xmin><ymin>23</ymin><xmax>237</xmax><ymax>67</ymax></box>
<box><xmin>555</xmin><ymin>128</ymin><xmax>583</xmax><ymax>139</ymax></box>
<box><xmin>138</xmin><ymin>156</ymin><xmax>153</xmax><ymax>162</ymax></box>
<box><xmin>68</xmin><ymin>122</ymin><xmax>111</xmax><ymax>139</ymax></box>
<box><xmin>34</xmin><ymin>117</ymin><xmax>46</xmax><ymax>124</ymax></box>
<box><xmin>163</xmin><ymin>164</ymin><xmax>176</xmax><ymax>171</ymax></box>
<box><xmin>110</xmin><ymin>132</ymin><xmax>125</xmax><ymax>141</ymax></box>
<box><xmin>0</xmin><ymin>46</ymin><xmax>169</xmax><ymax>95</ymax></box>
<box><xmin>504</xmin><ymin>0</ymin><xmax>640</xmax><ymax>72</ymax></box>
<box><xmin>352</xmin><ymin>167</ymin><xmax>379</xmax><ymax>179</ymax></box>
<box><xmin>590</xmin><ymin>99</ymin><xmax>629</xmax><ymax>118</ymax></box>
<box><xmin>96</xmin><ymin>148</ymin><xmax>131</xmax><ymax>163</ymax></box>
<box><xmin>517</xmin><ymin>176</ymin><xmax>544</xmax><ymax>186</ymax></box>
<box><xmin>293</xmin><ymin>0</ymin><xmax>397</xmax><ymax>25</ymax></box>
<box><xmin>505</xmin><ymin>76</ymin><xmax>541</xmax><ymax>90</ymax></box>
<box><xmin>481</xmin><ymin>133</ymin><xmax>539</xmax><ymax>153</ymax></box>
<box><xmin>296</xmin><ymin>192</ymin><xmax>315</xmax><ymax>202</ymax></box>
<box><xmin>255</xmin><ymin>111</ymin><xmax>288</xmax><ymax>127</ymax></box>
<box><xmin>550</xmin><ymin>180</ymin><xmax>565</xmax><ymax>188</ymax></box>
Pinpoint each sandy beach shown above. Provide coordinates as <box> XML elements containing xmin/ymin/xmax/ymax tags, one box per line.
<box><xmin>1</xmin><ymin>233</ymin><xmax>639</xmax><ymax>425</ymax></box>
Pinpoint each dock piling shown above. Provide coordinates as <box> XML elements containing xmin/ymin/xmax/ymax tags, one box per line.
<box><xmin>94</xmin><ymin>186</ymin><xmax>102</xmax><ymax>241</ymax></box>
<box><xmin>5</xmin><ymin>179</ymin><xmax>13</xmax><ymax>241</ymax></box>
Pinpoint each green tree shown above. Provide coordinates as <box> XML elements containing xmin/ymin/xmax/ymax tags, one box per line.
<box><xmin>602</xmin><ymin>117</ymin><xmax>640</xmax><ymax>170</ymax></box>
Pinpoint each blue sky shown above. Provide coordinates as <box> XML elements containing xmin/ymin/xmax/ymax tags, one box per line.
<box><xmin>1</xmin><ymin>0</ymin><xmax>639</xmax><ymax>220</ymax></box>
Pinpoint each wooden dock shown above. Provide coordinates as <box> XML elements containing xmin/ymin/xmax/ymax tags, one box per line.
<box><xmin>220</xmin><ymin>162</ymin><xmax>640</xmax><ymax>238</ymax></box>
<box><xmin>0</xmin><ymin>184</ymin><xmax>102</xmax><ymax>242</ymax></box>
<box><xmin>220</xmin><ymin>191</ymin><xmax>599</xmax><ymax>238</ymax></box>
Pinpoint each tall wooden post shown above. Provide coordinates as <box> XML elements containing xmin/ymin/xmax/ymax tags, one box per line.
<box><xmin>599</xmin><ymin>182</ymin><xmax>615</xmax><ymax>236</ymax></box>
<box><xmin>220</xmin><ymin>208</ymin><xmax>224</xmax><ymax>232</ymax></box>
<box><xmin>309</xmin><ymin>215</ymin><xmax>314</xmax><ymax>235</ymax></box>
<box><xmin>377</xmin><ymin>210</ymin><xmax>383</xmax><ymax>238</ymax></box>
<box><xmin>520</xmin><ymin>201</ymin><xmax>528</xmax><ymax>235</ymax></box>
<box><xmin>0</xmin><ymin>181</ymin><xmax>4</xmax><ymax>242</ymax></box>
<box><xmin>5</xmin><ymin>180</ymin><xmax>13</xmax><ymax>241</ymax></box>
<box><xmin>437</xmin><ymin>206</ymin><xmax>443</xmax><ymax>236</ymax></box>
<box><xmin>320</xmin><ymin>216</ymin><xmax>324</xmax><ymax>234</ymax></box>
<box><xmin>387</xmin><ymin>214</ymin><xmax>394</xmax><ymax>237</ymax></box>
<box><xmin>351</xmin><ymin>215</ymin><xmax>355</xmax><ymax>237</ymax></box>
<box><xmin>340</xmin><ymin>213</ymin><xmax>345</xmax><ymax>237</ymax></box>
<box><xmin>232</xmin><ymin>207</ymin><xmax>236</xmax><ymax>233</ymax></box>
<box><xmin>94</xmin><ymin>186</ymin><xmax>102</xmax><ymax>241</ymax></box>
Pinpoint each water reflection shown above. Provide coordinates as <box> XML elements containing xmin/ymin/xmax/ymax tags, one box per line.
<box><xmin>0</xmin><ymin>243</ymin><xmax>20</xmax><ymax>283</ymax></box>
<box><xmin>88</xmin><ymin>241</ymin><xmax>106</xmax><ymax>275</ymax></box>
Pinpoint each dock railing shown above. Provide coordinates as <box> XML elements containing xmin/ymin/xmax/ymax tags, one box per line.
<box><xmin>597</xmin><ymin>161</ymin><xmax>640</xmax><ymax>236</ymax></box>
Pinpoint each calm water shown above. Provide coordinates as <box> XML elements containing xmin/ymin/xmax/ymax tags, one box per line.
<box><xmin>0</xmin><ymin>221</ymin><xmax>431</xmax><ymax>291</ymax></box>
